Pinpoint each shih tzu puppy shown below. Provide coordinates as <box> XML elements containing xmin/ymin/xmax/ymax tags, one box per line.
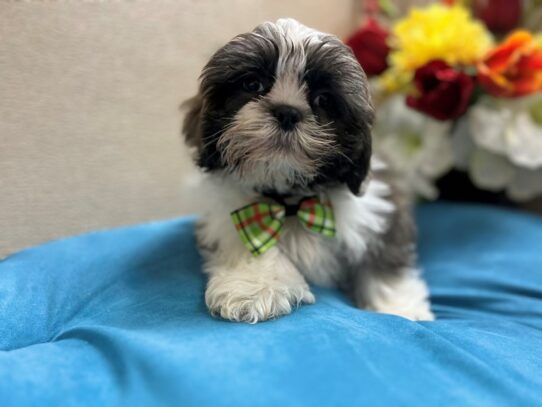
<box><xmin>182</xmin><ymin>18</ymin><xmax>434</xmax><ymax>323</ymax></box>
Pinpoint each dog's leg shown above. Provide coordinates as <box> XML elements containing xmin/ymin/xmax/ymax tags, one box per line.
<box><xmin>353</xmin><ymin>167</ymin><xmax>435</xmax><ymax>320</ymax></box>
<box><xmin>198</xmin><ymin>218</ymin><xmax>314</xmax><ymax>323</ymax></box>
<box><xmin>350</xmin><ymin>183</ymin><xmax>434</xmax><ymax>321</ymax></box>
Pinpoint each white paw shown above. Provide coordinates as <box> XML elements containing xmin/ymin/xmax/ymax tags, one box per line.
<box><xmin>205</xmin><ymin>272</ymin><xmax>315</xmax><ymax>323</ymax></box>
<box><xmin>368</xmin><ymin>299</ymin><xmax>435</xmax><ymax>321</ymax></box>
<box><xmin>362</xmin><ymin>271</ymin><xmax>435</xmax><ymax>321</ymax></box>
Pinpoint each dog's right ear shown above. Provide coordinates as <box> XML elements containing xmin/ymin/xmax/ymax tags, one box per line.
<box><xmin>181</xmin><ymin>93</ymin><xmax>224</xmax><ymax>170</ymax></box>
<box><xmin>181</xmin><ymin>94</ymin><xmax>203</xmax><ymax>150</ymax></box>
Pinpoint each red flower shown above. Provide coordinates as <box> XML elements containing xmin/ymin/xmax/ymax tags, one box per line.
<box><xmin>345</xmin><ymin>18</ymin><xmax>390</xmax><ymax>76</ymax></box>
<box><xmin>406</xmin><ymin>60</ymin><xmax>474</xmax><ymax>121</ymax></box>
<box><xmin>472</xmin><ymin>0</ymin><xmax>522</xmax><ymax>34</ymax></box>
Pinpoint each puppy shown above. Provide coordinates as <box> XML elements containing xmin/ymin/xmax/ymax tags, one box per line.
<box><xmin>182</xmin><ymin>19</ymin><xmax>433</xmax><ymax>323</ymax></box>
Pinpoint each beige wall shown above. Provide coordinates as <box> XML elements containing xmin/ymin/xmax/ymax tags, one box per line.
<box><xmin>0</xmin><ymin>0</ymin><xmax>356</xmax><ymax>256</ymax></box>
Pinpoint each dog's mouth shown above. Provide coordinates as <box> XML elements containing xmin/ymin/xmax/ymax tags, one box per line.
<box><xmin>270</xmin><ymin>130</ymin><xmax>298</xmax><ymax>151</ymax></box>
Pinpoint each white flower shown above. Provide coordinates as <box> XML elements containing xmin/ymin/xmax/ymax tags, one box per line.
<box><xmin>468</xmin><ymin>95</ymin><xmax>542</xmax><ymax>169</ymax></box>
<box><xmin>452</xmin><ymin>95</ymin><xmax>542</xmax><ymax>201</ymax></box>
<box><xmin>373</xmin><ymin>95</ymin><xmax>454</xmax><ymax>199</ymax></box>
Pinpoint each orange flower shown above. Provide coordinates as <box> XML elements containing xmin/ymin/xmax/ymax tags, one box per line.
<box><xmin>478</xmin><ymin>31</ymin><xmax>542</xmax><ymax>98</ymax></box>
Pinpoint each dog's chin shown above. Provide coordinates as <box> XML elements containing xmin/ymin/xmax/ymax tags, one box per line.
<box><xmin>225</xmin><ymin>147</ymin><xmax>320</xmax><ymax>194</ymax></box>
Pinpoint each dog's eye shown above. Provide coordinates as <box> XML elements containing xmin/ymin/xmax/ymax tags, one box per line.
<box><xmin>243</xmin><ymin>77</ymin><xmax>264</xmax><ymax>93</ymax></box>
<box><xmin>312</xmin><ymin>93</ymin><xmax>330</xmax><ymax>109</ymax></box>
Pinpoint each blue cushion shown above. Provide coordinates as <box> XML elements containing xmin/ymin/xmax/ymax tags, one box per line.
<box><xmin>1</xmin><ymin>203</ymin><xmax>541</xmax><ymax>406</ymax></box>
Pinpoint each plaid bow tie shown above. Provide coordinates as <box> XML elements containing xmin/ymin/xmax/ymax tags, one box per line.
<box><xmin>230</xmin><ymin>195</ymin><xmax>336</xmax><ymax>256</ymax></box>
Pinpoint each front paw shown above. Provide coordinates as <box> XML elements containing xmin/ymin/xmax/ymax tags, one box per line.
<box><xmin>205</xmin><ymin>272</ymin><xmax>315</xmax><ymax>323</ymax></box>
<box><xmin>368</xmin><ymin>299</ymin><xmax>435</xmax><ymax>321</ymax></box>
<box><xmin>360</xmin><ymin>271</ymin><xmax>435</xmax><ymax>321</ymax></box>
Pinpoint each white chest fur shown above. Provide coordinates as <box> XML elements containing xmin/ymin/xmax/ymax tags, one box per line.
<box><xmin>279</xmin><ymin>181</ymin><xmax>394</xmax><ymax>286</ymax></box>
<box><xmin>194</xmin><ymin>171</ymin><xmax>395</xmax><ymax>288</ymax></box>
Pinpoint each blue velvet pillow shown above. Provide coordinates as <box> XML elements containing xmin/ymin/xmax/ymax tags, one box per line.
<box><xmin>1</xmin><ymin>203</ymin><xmax>541</xmax><ymax>406</ymax></box>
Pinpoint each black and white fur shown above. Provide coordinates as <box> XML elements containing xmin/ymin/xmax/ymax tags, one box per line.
<box><xmin>183</xmin><ymin>19</ymin><xmax>433</xmax><ymax>323</ymax></box>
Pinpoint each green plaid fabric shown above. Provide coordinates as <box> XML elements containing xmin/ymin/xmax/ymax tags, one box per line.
<box><xmin>297</xmin><ymin>196</ymin><xmax>336</xmax><ymax>238</ymax></box>
<box><xmin>230</xmin><ymin>195</ymin><xmax>336</xmax><ymax>257</ymax></box>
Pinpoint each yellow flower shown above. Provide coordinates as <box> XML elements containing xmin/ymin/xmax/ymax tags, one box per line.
<box><xmin>384</xmin><ymin>4</ymin><xmax>492</xmax><ymax>91</ymax></box>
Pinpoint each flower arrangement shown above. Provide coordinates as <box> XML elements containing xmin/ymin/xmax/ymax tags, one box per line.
<box><xmin>346</xmin><ymin>0</ymin><xmax>542</xmax><ymax>202</ymax></box>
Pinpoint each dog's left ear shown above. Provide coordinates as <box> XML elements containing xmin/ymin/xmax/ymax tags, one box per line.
<box><xmin>338</xmin><ymin>56</ymin><xmax>374</xmax><ymax>196</ymax></box>
<box><xmin>344</xmin><ymin>130</ymin><xmax>372</xmax><ymax>196</ymax></box>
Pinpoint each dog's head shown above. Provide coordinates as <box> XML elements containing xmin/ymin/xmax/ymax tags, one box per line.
<box><xmin>183</xmin><ymin>18</ymin><xmax>374</xmax><ymax>195</ymax></box>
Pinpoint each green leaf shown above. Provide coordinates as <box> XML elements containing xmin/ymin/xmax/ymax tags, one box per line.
<box><xmin>378</xmin><ymin>0</ymin><xmax>399</xmax><ymax>18</ymax></box>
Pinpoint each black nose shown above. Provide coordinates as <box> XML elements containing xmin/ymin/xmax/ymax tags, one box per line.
<box><xmin>272</xmin><ymin>105</ymin><xmax>302</xmax><ymax>131</ymax></box>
